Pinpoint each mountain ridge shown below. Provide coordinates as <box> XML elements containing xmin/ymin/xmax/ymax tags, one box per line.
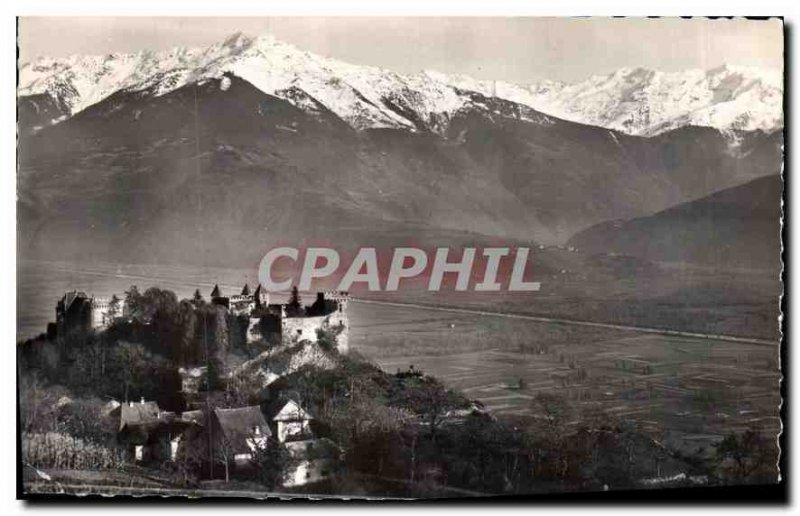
<box><xmin>19</xmin><ymin>32</ymin><xmax>783</xmax><ymax>137</ymax></box>
<box><xmin>567</xmin><ymin>174</ymin><xmax>783</xmax><ymax>270</ymax></box>
<box><xmin>17</xmin><ymin>73</ymin><xmax>783</xmax><ymax>268</ymax></box>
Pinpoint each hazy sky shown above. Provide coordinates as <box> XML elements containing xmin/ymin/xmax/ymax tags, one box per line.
<box><xmin>18</xmin><ymin>17</ymin><xmax>783</xmax><ymax>83</ymax></box>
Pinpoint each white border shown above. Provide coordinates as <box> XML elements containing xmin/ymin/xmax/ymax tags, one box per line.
<box><xmin>3</xmin><ymin>1</ymin><xmax>796</xmax><ymax>515</ymax></box>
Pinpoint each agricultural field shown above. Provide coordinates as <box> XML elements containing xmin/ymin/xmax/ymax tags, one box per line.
<box><xmin>348</xmin><ymin>301</ymin><xmax>782</xmax><ymax>455</ymax></box>
<box><xmin>356</xmin><ymin>251</ymin><xmax>782</xmax><ymax>341</ymax></box>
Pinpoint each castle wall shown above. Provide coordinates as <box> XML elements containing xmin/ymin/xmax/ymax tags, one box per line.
<box><xmin>246</xmin><ymin>317</ymin><xmax>261</xmax><ymax>344</ymax></box>
<box><xmin>282</xmin><ymin>315</ymin><xmax>328</xmax><ymax>343</ymax></box>
<box><xmin>281</xmin><ymin>311</ymin><xmax>349</xmax><ymax>353</ymax></box>
<box><xmin>90</xmin><ymin>298</ymin><xmax>111</xmax><ymax>329</ymax></box>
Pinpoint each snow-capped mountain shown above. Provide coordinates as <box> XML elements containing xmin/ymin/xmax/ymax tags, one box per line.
<box><xmin>524</xmin><ymin>65</ymin><xmax>784</xmax><ymax>136</ymax></box>
<box><xmin>18</xmin><ymin>32</ymin><xmax>783</xmax><ymax>137</ymax></box>
<box><xmin>18</xmin><ymin>32</ymin><xmax>502</xmax><ymax>134</ymax></box>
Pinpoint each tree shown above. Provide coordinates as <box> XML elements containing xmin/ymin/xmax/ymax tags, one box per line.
<box><xmin>191</xmin><ymin>289</ymin><xmax>205</xmax><ymax>308</ymax></box>
<box><xmin>251</xmin><ymin>436</ymin><xmax>291</xmax><ymax>489</ymax></box>
<box><xmin>177</xmin><ymin>300</ymin><xmax>198</xmax><ymax>365</ymax></box>
<box><xmin>56</xmin><ymin>397</ymin><xmax>116</xmax><ymax>445</ymax></box>
<box><xmin>214</xmin><ymin>433</ymin><xmax>235</xmax><ymax>483</ymax></box>
<box><xmin>223</xmin><ymin>372</ymin><xmax>263</xmax><ymax>408</ymax></box>
<box><xmin>534</xmin><ymin>392</ymin><xmax>571</xmax><ymax>432</ymax></box>
<box><xmin>391</xmin><ymin>376</ymin><xmax>465</xmax><ymax>440</ymax></box>
<box><xmin>715</xmin><ymin>430</ymin><xmax>778</xmax><ymax>483</ymax></box>
<box><xmin>206</xmin><ymin>306</ymin><xmax>229</xmax><ymax>390</ymax></box>
<box><xmin>18</xmin><ymin>372</ymin><xmax>64</xmax><ymax>433</ymax></box>
<box><xmin>107</xmin><ymin>341</ymin><xmax>152</xmax><ymax>403</ymax></box>
<box><xmin>141</xmin><ymin>287</ymin><xmax>180</xmax><ymax>322</ymax></box>
<box><xmin>124</xmin><ymin>286</ymin><xmax>145</xmax><ymax>321</ymax></box>
<box><xmin>108</xmin><ymin>294</ymin><xmax>122</xmax><ymax>320</ymax></box>
<box><xmin>316</xmin><ymin>326</ymin><xmax>340</xmax><ymax>353</ymax></box>
<box><xmin>287</xmin><ymin>286</ymin><xmax>302</xmax><ymax>316</ymax></box>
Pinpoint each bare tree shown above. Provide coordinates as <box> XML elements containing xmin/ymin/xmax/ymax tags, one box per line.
<box><xmin>214</xmin><ymin>433</ymin><xmax>235</xmax><ymax>483</ymax></box>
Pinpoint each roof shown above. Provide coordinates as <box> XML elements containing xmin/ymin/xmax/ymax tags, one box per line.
<box><xmin>178</xmin><ymin>366</ymin><xmax>207</xmax><ymax>378</ymax></box>
<box><xmin>118</xmin><ymin>401</ymin><xmax>160</xmax><ymax>431</ymax></box>
<box><xmin>271</xmin><ymin>399</ymin><xmax>313</xmax><ymax>423</ymax></box>
<box><xmin>61</xmin><ymin>290</ymin><xmax>89</xmax><ymax>311</ymax></box>
<box><xmin>213</xmin><ymin>406</ymin><xmax>271</xmax><ymax>453</ymax></box>
<box><xmin>241</xmin><ymin>284</ymin><xmax>251</xmax><ymax>296</ymax></box>
<box><xmin>253</xmin><ymin>284</ymin><xmax>265</xmax><ymax>297</ymax></box>
<box><xmin>211</xmin><ymin>284</ymin><xmax>222</xmax><ymax>298</ymax></box>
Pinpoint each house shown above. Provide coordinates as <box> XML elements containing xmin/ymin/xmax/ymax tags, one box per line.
<box><xmin>111</xmin><ymin>399</ymin><xmax>193</xmax><ymax>463</ymax></box>
<box><xmin>115</xmin><ymin>398</ymin><xmax>160</xmax><ymax>432</ymax></box>
<box><xmin>211</xmin><ymin>406</ymin><xmax>271</xmax><ymax>466</ymax></box>
<box><xmin>168</xmin><ymin>410</ymin><xmax>205</xmax><ymax>462</ymax></box>
<box><xmin>265</xmin><ymin>398</ymin><xmax>341</xmax><ymax>487</ymax></box>
<box><xmin>179</xmin><ymin>366</ymin><xmax>207</xmax><ymax>394</ymax></box>
<box><xmin>178</xmin><ymin>366</ymin><xmax>208</xmax><ymax>408</ymax></box>
<box><xmin>112</xmin><ymin>399</ymin><xmax>163</xmax><ymax>462</ymax></box>
<box><xmin>267</xmin><ymin>398</ymin><xmax>314</xmax><ymax>443</ymax></box>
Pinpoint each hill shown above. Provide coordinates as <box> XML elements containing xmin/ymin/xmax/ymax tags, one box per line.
<box><xmin>568</xmin><ymin>175</ymin><xmax>783</xmax><ymax>270</ymax></box>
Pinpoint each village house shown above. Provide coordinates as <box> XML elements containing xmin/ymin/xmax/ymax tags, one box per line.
<box><xmin>159</xmin><ymin>406</ymin><xmax>271</xmax><ymax>478</ymax></box>
<box><xmin>171</xmin><ymin>399</ymin><xmax>341</xmax><ymax>486</ymax></box>
<box><xmin>48</xmin><ymin>284</ymin><xmax>349</xmax><ymax>485</ymax></box>
<box><xmin>178</xmin><ymin>366</ymin><xmax>208</xmax><ymax>409</ymax></box>
<box><xmin>110</xmin><ymin>398</ymin><xmax>190</xmax><ymax>463</ymax></box>
<box><xmin>265</xmin><ymin>398</ymin><xmax>341</xmax><ymax>486</ymax></box>
<box><xmin>211</xmin><ymin>406</ymin><xmax>271</xmax><ymax>467</ymax></box>
<box><xmin>267</xmin><ymin>398</ymin><xmax>314</xmax><ymax>443</ymax></box>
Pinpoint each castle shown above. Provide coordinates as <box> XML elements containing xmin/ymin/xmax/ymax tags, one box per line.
<box><xmin>56</xmin><ymin>290</ymin><xmax>116</xmax><ymax>337</ymax></box>
<box><xmin>55</xmin><ymin>285</ymin><xmax>350</xmax><ymax>353</ymax></box>
<box><xmin>209</xmin><ymin>284</ymin><xmax>350</xmax><ymax>353</ymax></box>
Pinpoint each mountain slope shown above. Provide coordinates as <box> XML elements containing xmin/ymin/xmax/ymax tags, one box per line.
<box><xmin>17</xmin><ymin>73</ymin><xmax>783</xmax><ymax>267</ymax></box>
<box><xmin>567</xmin><ymin>175</ymin><xmax>783</xmax><ymax>270</ymax></box>
<box><xmin>18</xmin><ymin>33</ymin><xmax>783</xmax><ymax>137</ymax></box>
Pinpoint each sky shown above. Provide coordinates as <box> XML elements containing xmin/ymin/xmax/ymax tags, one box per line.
<box><xmin>18</xmin><ymin>17</ymin><xmax>783</xmax><ymax>83</ymax></box>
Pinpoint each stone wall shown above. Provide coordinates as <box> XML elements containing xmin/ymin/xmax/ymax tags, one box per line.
<box><xmin>281</xmin><ymin>312</ymin><xmax>349</xmax><ymax>353</ymax></box>
<box><xmin>89</xmin><ymin>298</ymin><xmax>111</xmax><ymax>329</ymax></box>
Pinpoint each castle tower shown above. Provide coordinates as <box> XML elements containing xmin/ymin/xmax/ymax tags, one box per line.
<box><xmin>253</xmin><ymin>284</ymin><xmax>270</xmax><ymax>309</ymax></box>
<box><xmin>324</xmin><ymin>290</ymin><xmax>350</xmax><ymax>312</ymax></box>
<box><xmin>210</xmin><ymin>284</ymin><xmax>222</xmax><ymax>299</ymax></box>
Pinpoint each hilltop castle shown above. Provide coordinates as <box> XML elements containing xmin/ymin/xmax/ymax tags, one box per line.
<box><xmin>56</xmin><ymin>291</ymin><xmax>116</xmax><ymax>338</ymax></box>
<box><xmin>209</xmin><ymin>284</ymin><xmax>350</xmax><ymax>353</ymax></box>
<box><xmin>55</xmin><ymin>285</ymin><xmax>350</xmax><ymax>353</ymax></box>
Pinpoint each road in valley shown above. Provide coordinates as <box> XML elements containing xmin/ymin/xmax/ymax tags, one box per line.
<box><xmin>351</xmin><ymin>298</ymin><xmax>776</xmax><ymax>347</ymax></box>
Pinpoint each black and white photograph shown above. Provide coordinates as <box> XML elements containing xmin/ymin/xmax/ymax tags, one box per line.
<box><xmin>14</xmin><ymin>14</ymin><xmax>785</xmax><ymax>501</ymax></box>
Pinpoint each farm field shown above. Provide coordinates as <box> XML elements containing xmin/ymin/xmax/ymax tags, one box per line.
<box><xmin>348</xmin><ymin>301</ymin><xmax>781</xmax><ymax>454</ymax></box>
<box><xmin>17</xmin><ymin>260</ymin><xmax>782</xmax><ymax>455</ymax></box>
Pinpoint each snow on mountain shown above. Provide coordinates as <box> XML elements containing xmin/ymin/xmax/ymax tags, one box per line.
<box><xmin>18</xmin><ymin>32</ymin><xmax>482</xmax><ymax>133</ymax></box>
<box><xmin>523</xmin><ymin>65</ymin><xmax>784</xmax><ymax>136</ymax></box>
<box><xmin>18</xmin><ymin>32</ymin><xmax>783</xmax><ymax>136</ymax></box>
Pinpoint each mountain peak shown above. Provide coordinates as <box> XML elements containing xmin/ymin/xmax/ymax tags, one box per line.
<box><xmin>526</xmin><ymin>64</ymin><xmax>782</xmax><ymax>135</ymax></box>
<box><xmin>222</xmin><ymin>31</ymin><xmax>254</xmax><ymax>48</ymax></box>
<box><xmin>17</xmin><ymin>34</ymin><xmax>783</xmax><ymax>137</ymax></box>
